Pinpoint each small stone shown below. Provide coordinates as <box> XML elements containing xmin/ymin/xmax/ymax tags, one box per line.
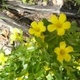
<box><xmin>3</xmin><ymin>46</ymin><xmax>12</xmax><ymax>55</ymax></box>
<box><xmin>42</xmin><ymin>1</ymin><xmax>47</xmax><ymax>6</ymax></box>
<box><xmin>4</xmin><ymin>48</ymin><xmax>12</xmax><ymax>55</ymax></box>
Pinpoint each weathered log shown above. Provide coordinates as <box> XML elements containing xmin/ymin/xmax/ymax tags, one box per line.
<box><xmin>0</xmin><ymin>12</ymin><xmax>31</xmax><ymax>34</ymax></box>
<box><xmin>5</xmin><ymin>1</ymin><xmax>80</xmax><ymax>18</ymax></box>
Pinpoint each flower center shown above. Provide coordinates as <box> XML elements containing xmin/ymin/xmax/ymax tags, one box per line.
<box><xmin>35</xmin><ymin>28</ymin><xmax>40</xmax><ymax>32</ymax></box>
<box><xmin>56</xmin><ymin>22</ymin><xmax>62</xmax><ymax>28</ymax></box>
<box><xmin>60</xmin><ymin>49</ymin><xmax>65</xmax><ymax>55</ymax></box>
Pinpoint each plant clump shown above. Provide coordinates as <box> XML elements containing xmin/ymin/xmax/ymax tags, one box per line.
<box><xmin>0</xmin><ymin>13</ymin><xmax>80</xmax><ymax>80</ymax></box>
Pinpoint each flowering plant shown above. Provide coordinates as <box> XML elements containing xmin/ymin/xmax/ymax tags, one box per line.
<box><xmin>0</xmin><ymin>13</ymin><xmax>80</xmax><ymax>80</ymax></box>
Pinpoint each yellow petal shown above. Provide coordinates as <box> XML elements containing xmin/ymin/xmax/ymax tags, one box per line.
<box><xmin>38</xmin><ymin>21</ymin><xmax>43</xmax><ymax>27</ymax></box>
<box><xmin>13</xmin><ymin>28</ymin><xmax>21</xmax><ymax>34</ymax></box>
<box><xmin>34</xmin><ymin>32</ymin><xmax>41</xmax><ymax>37</ymax></box>
<box><xmin>0</xmin><ymin>53</ymin><xmax>4</xmax><ymax>62</ymax></box>
<box><xmin>59</xmin><ymin>13</ymin><xmax>66</xmax><ymax>23</ymax></box>
<box><xmin>64</xmin><ymin>54</ymin><xmax>71</xmax><ymax>62</ymax></box>
<box><xmin>16</xmin><ymin>77</ymin><xmax>23</xmax><ymax>80</ymax></box>
<box><xmin>28</xmin><ymin>28</ymin><xmax>35</xmax><ymax>34</ymax></box>
<box><xmin>62</xmin><ymin>21</ymin><xmax>71</xmax><ymax>29</ymax></box>
<box><xmin>57</xmin><ymin>55</ymin><xmax>64</xmax><ymax>63</ymax></box>
<box><xmin>57</xmin><ymin>29</ymin><xmax>65</xmax><ymax>36</ymax></box>
<box><xmin>65</xmin><ymin>46</ymin><xmax>73</xmax><ymax>53</ymax></box>
<box><xmin>2</xmin><ymin>57</ymin><xmax>8</xmax><ymax>65</ymax></box>
<box><xmin>47</xmin><ymin>24</ymin><xmax>56</xmax><ymax>32</ymax></box>
<box><xmin>31</xmin><ymin>21</ymin><xmax>37</xmax><ymax>29</ymax></box>
<box><xmin>60</xmin><ymin>41</ymin><xmax>66</xmax><ymax>49</ymax></box>
<box><xmin>49</xmin><ymin>14</ymin><xmax>58</xmax><ymax>24</ymax></box>
<box><xmin>38</xmin><ymin>21</ymin><xmax>46</xmax><ymax>32</ymax></box>
<box><xmin>0</xmin><ymin>53</ymin><xmax>8</xmax><ymax>65</ymax></box>
<box><xmin>40</xmin><ymin>26</ymin><xmax>46</xmax><ymax>32</ymax></box>
<box><xmin>54</xmin><ymin>47</ymin><xmax>60</xmax><ymax>55</ymax></box>
<box><xmin>10</xmin><ymin>34</ymin><xmax>17</xmax><ymax>41</ymax></box>
<box><xmin>44</xmin><ymin>66</ymin><xmax>50</xmax><ymax>71</ymax></box>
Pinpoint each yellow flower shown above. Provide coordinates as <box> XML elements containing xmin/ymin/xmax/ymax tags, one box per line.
<box><xmin>0</xmin><ymin>53</ymin><xmax>8</xmax><ymax>65</ymax></box>
<box><xmin>44</xmin><ymin>65</ymin><xmax>50</xmax><ymax>71</ymax></box>
<box><xmin>47</xmin><ymin>13</ymin><xmax>71</xmax><ymax>36</ymax></box>
<box><xmin>16</xmin><ymin>77</ymin><xmax>23</xmax><ymax>80</ymax></box>
<box><xmin>10</xmin><ymin>28</ymin><xmax>23</xmax><ymax>44</ymax></box>
<box><xmin>54</xmin><ymin>41</ymin><xmax>73</xmax><ymax>63</ymax></box>
<box><xmin>29</xmin><ymin>21</ymin><xmax>46</xmax><ymax>37</ymax></box>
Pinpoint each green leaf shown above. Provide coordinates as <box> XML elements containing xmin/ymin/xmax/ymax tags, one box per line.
<box><xmin>27</xmin><ymin>74</ymin><xmax>35</xmax><ymax>80</ymax></box>
<box><xmin>53</xmin><ymin>70</ymin><xmax>63</xmax><ymax>80</ymax></box>
<box><xmin>69</xmin><ymin>21</ymin><xmax>80</xmax><ymax>32</ymax></box>
<box><xmin>42</xmin><ymin>18</ymin><xmax>51</xmax><ymax>27</ymax></box>
<box><xmin>35</xmin><ymin>37</ymin><xmax>48</xmax><ymax>49</ymax></box>
<box><xmin>67</xmin><ymin>69</ymin><xmax>77</xmax><ymax>80</ymax></box>
<box><xmin>43</xmin><ymin>49</ymin><xmax>50</xmax><ymax>62</ymax></box>
<box><xmin>75</xmin><ymin>0</ymin><xmax>80</xmax><ymax>4</ymax></box>
<box><xmin>73</xmin><ymin>45</ymin><xmax>80</xmax><ymax>52</ymax></box>
<box><xmin>35</xmin><ymin>69</ymin><xmax>44</xmax><ymax>79</ymax></box>
<box><xmin>64</xmin><ymin>33</ymin><xmax>78</xmax><ymax>46</ymax></box>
